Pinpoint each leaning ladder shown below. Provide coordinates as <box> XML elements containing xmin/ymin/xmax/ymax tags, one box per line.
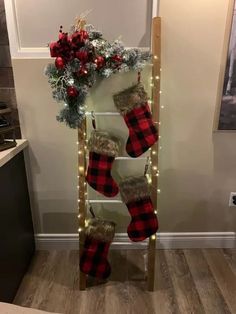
<box><xmin>77</xmin><ymin>17</ymin><xmax>161</xmax><ymax>291</ymax></box>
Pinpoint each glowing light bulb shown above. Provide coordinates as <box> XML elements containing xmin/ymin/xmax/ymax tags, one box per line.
<box><xmin>155</xmin><ymin>76</ymin><xmax>160</xmax><ymax>80</ymax></box>
<box><xmin>159</xmin><ymin>91</ymin><xmax>162</xmax><ymax>94</ymax></box>
<box><xmin>78</xmin><ymin>151</ymin><xmax>82</xmax><ymax>155</ymax></box>
<box><xmin>152</xmin><ymin>151</ymin><xmax>157</xmax><ymax>155</ymax></box>
<box><xmin>78</xmin><ymin>228</ymin><xmax>82</xmax><ymax>233</ymax></box>
<box><xmin>154</xmin><ymin>210</ymin><xmax>158</xmax><ymax>214</ymax></box>
<box><xmin>79</xmin><ymin>166</ymin><xmax>84</xmax><ymax>172</ymax></box>
<box><xmin>161</xmin><ymin>106</ymin><xmax>165</xmax><ymax>109</ymax></box>
<box><xmin>68</xmin><ymin>78</ymin><xmax>74</xmax><ymax>85</ymax></box>
<box><xmin>151</xmin><ymin>235</ymin><xmax>156</xmax><ymax>240</ymax></box>
<box><xmin>157</xmin><ymin>189</ymin><xmax>161</xmax><ymax>193</ymax></box>
<box><xmin>154</xmin><ymin>55</ymin><xmax>158</xmax><ymax>60</ymax></box>
<box><xmin>153</xmin><ymin>166</ymin><xmax>157</xmax><ymax>171</ymax></box>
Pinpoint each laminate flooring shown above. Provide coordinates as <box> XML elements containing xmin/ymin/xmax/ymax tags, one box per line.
<box><xmin>14</xmin><ymin>249</ymin><xmax>236</xmax><ymax>314</ymax></box>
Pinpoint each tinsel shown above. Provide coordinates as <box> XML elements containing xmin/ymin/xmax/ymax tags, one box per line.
<box><xmin>45</xmin><ymin>19</ymin><xmax>151</xmax><ymax>129</ymax></box>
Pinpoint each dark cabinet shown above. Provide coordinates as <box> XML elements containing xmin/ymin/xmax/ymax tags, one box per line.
<box><xmin>0</xmin><ymin>151</ymin><xmax>35</xmax><ymax>302</ymax></box>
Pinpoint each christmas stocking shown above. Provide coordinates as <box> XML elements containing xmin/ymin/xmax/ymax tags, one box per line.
<box><xmin>86</xmin><ymin>130</ymin><xmax>119</xmax><ymax>197</ymax></box>
<box><xmin>113</xmin><ymin>83</ymin><xmax>158</xmax><ymax>157</ymax></box>
<box><xmin>119</xmin><ymin>176</ymin><xmax>158</xmax><ymax>242</ymax></box>
<box><xmin>80</xmin><ymin>218</ymin><xmax>115</xmax><ymax>279</ymax></box>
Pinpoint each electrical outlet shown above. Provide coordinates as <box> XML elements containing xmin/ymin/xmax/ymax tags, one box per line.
<box><xmin>229</xmin><ymin>192</ymin><xmax>236</xmax><ymax>206</ymax></box>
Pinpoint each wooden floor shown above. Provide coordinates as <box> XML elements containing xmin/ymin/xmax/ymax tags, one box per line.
<box><xmin>14</xmin><ymin>249</ymin><xmax>236</xmax><ymax>314</ymax></box>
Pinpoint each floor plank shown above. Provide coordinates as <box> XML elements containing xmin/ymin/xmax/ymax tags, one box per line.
<box><xmin>164</xmin><ymin>249</ymin><xmax>205</xmax><ymax>314</ymax></box>
<box><xmin>223</xmin><ymin>249</ymin><xmax>236</xmax><ymax>275</ymax></box>
<box><xmin>14</xmin><ymin>251</ymin><xmax>50</xmax><ymax>307</ymax></box>
<box><xmin>204</xmin><ymin>249</ymin><xmax>236</xmax><ymax>314</ymax></box>
<box><xmin>152</xmin><ymin>250</ymin><xmax>180</xmax><ymax>314</ymax></box>
<box><xmin>184</xmin><ymin>249</ymin><xmax>230</xmax><ymax>314</ymax></box>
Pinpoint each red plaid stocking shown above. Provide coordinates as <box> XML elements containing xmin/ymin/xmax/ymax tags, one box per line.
<box><xmin>119</xmin><ymin>176</ymin><xmax>158</xmax><ymax>242</ymax></box>
<box><xmin>80</xmin><ymin>218</ymin><xmax>115</xmax><ymax>279</ymax></box>
<box><xmin>113</xmin><ymin>83</ymin><xmax>158</xmax><ymax>157</ymax></box>
<box><xmin>86</xmin><ymin>131</ymin><xmax>119</xmax><ymax>197</ymax></box>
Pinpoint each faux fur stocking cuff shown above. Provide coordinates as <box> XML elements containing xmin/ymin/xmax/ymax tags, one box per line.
<box><xmin>85</xmin><ymin>218</ymin><xmax>116</xmax><ymax>242</ymax></box>
<box><xmin>88</xmin><ymin>130</ymin><xmax>119</xmax><ymax>157</ymax></box>
<box><xmin>113</xmin><ymin>83</ymin><xmax>148</xmax><ymax>115</ymax></box>
<box><xmin>119</xmin><ymin>176</ymin><xmax>151</xmax><ymax>203</ymax></box>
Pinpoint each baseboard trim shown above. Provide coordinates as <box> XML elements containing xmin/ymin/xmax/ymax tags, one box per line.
<box><xmin>35</xmin><ymin>232</ymin><xmax>236</xmax><ymax>250</ymax></box>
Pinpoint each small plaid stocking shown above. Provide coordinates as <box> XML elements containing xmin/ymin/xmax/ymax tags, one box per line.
<box><xmin>113</xmin><ymin>83</ymin><xmax>158</xmax><ymax>158</ymax></box>
<box><xmin>119</xmin><ymin>176</ymin><xmax>158</xmax><ymax>242</ymax></box>
<box><xmin>86</xmin><ymin>131</ymin><xmax>119</xmax><ymax>197</ymax></box>
<box><xmin>80</xmin><ymin>218</ymin><xmax>115</xmax><ymax>279</ymax></box>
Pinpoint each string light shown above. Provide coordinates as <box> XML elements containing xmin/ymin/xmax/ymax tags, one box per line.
<box><xmin>154</xmin><ymin>210</ymin><xmax>158</xmax><ymax>215</ymax></box>
<box><xmin>159</xmin><ymin>91</ymin><xmax>162</xmax><ymax>94</ymax></box>
<box><xmin>78</xmin><ymin>228</ymin><xmax>82</xmax><ymax>233</ymax></box>
<box><xmin>155</xmin><ymin>76</ymin><xmax>160</xmax><ymax>80</ymax></box>
<box><xmin>153</xmin><ymin>166</ymin><xmax>157</xmax><ymax>171</ymax></box>
<box><xmin>157</xmin><ymin>189</ymin><xmax>161</xmax><ymax>193</ymax></box>
<box><xmin>79</xmin><ymin>166</ymin><xmax>84</xmax><ymax>172</ymax></box>
<box><xmin>152</xmin><ymin>151</ymin><xmax>157</xmax><ymax>155</ymax></box>
<box><xmin>78</xmin><ymin>151</ymin><xmax>82</xmax><ymax>155</ymax></box>
<box><xmin>154</xmin><ymin>55</ymin><xmax>158</xmax><ymax>60</ymax></box>
<box><xmin>150</xmin><ymin>83</ymin><xmax>154</xmax><ymax>87</ymax></box>
<box><xmin>77</xmin><ymin>214</ymin><xmax>81</xmax><ymax>218</ymax></box>
<box><xmin>151</xmin><ymin>235</ymin><xmax>156</xmax><ymax>240</ymax></box>
<box><xmin>161</xmin><ymin>105</ymin><xmax>165</xmax><ymax>109</ymax></box>
<box><xmin>68</xmin><ymin>78</ymin><xmax>74</xmax><ymax>85</ymax></box>
<box><xmin>76</xmin><ymin>141</ymin><xmax>79</xmax><ymax>145</ymax></box>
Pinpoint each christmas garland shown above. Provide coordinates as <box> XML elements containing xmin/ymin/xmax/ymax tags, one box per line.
<box><xmin>45</xmin><ymin>17</ymin><xmax>151</xmax><ymax>129</ymax></box>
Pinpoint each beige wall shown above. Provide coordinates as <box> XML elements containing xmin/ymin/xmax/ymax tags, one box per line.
<box><xmin>158</xmin><ymin>0</ymin><xmax>236</xmax><ymax>232</ymax></box>
<box><xmin>14</xmin><ymin>0</ymin><xmax>151</xmax><ymax>48</ymax></box>
<box><xmin>11</xmin><ymin>0</ymin><xmax>236</xmax><ymax>234</ymax></box>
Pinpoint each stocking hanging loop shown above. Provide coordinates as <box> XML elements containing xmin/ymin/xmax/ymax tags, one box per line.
<box><xmin>144</xmin><ymin>156</ymin><xmax>150</xmax><ymax>176</ymax></box>
<box><xmin>137</xmin><ymin>71</ymin><xmax>141</xmax><ymax>83</ymax></box>
<box><xmin>89</xmin><ymin>205</ymin><xmax>96</xmax><ymax>218</ymax></box>
<box><xmin>91</xmin><ymin>111</ymin><xmax>96</xmax><ymax>129</ymax></box>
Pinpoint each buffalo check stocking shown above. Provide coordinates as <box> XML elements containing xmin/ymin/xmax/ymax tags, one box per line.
<box><xmin>86</xmin><ymin>131</ymin><xmax>119</xmax><ymax>197</ymax></box>
<box><xmin>80</xmin><ymin>218</ymin><xmax>115</xmax><ymax>279</ymax></box>
<box><xmin>113</xmin><ymin>83</ymin><xmax>158</xmax><ymax>157</ymax></box>
<box><xmin>119</xmin><ymin>176</ymin><xmax>158</xmax><ymax>242</ymax></box>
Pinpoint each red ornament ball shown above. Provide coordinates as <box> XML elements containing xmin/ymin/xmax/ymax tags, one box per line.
<box><xmin>112</xmin><ymin>54</ymin><xmax>123</xmax><ymax>63</ymax></box>
<box><xmin>94</xmin><ymin>55</ymin><xmax>105</xmax><ymax>69</ymax></box>
<box><xmin>78</xmin><ymin>66</ymin><xmax>88</xmax><ymax>76</ymax></box>
<box><xmin>67</xmin><ymin>86</ymin><xmax>78</xmax><ymax>97</ymax></box>
<box><xmin>76</xmin><ymin>49</ymin><xmax>89</xmax><ymax>63</ymax></box>
<box><xmin>80</xmin><ymin>30</ymin><xmax>89</xmax><ymax>41</ymax></box>
<box><xmin>55</xmin><ymin>57</ymin><xmax>65</xmax><ymax>69</ymax></box>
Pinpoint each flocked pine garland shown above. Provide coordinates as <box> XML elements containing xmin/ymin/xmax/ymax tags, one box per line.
<box><xmin>45</xmin><ymin>17</ymin><xmax>150</xmax><ymax>129</ymax></box>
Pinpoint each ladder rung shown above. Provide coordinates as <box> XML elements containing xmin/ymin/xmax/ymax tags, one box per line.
<box><xmin>85</xmin><ymin>156</ymin><xmax>148</xmax><ymax>160</ymax></box>
<box><xmin>87</xmin><ymin>200</ymin><xmax>122</xmax><ymax>203</ymax></box>
<box><xmin>85</xmin><ymin>112</ymin><xmax>120</xmax><ymax>116</ymax></box>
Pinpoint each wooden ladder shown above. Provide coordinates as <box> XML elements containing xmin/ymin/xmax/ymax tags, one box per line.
<box><xmin>77</xmin><ymin>17</ymin><xmax>161</xmax><ymax>291</ymax></box>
